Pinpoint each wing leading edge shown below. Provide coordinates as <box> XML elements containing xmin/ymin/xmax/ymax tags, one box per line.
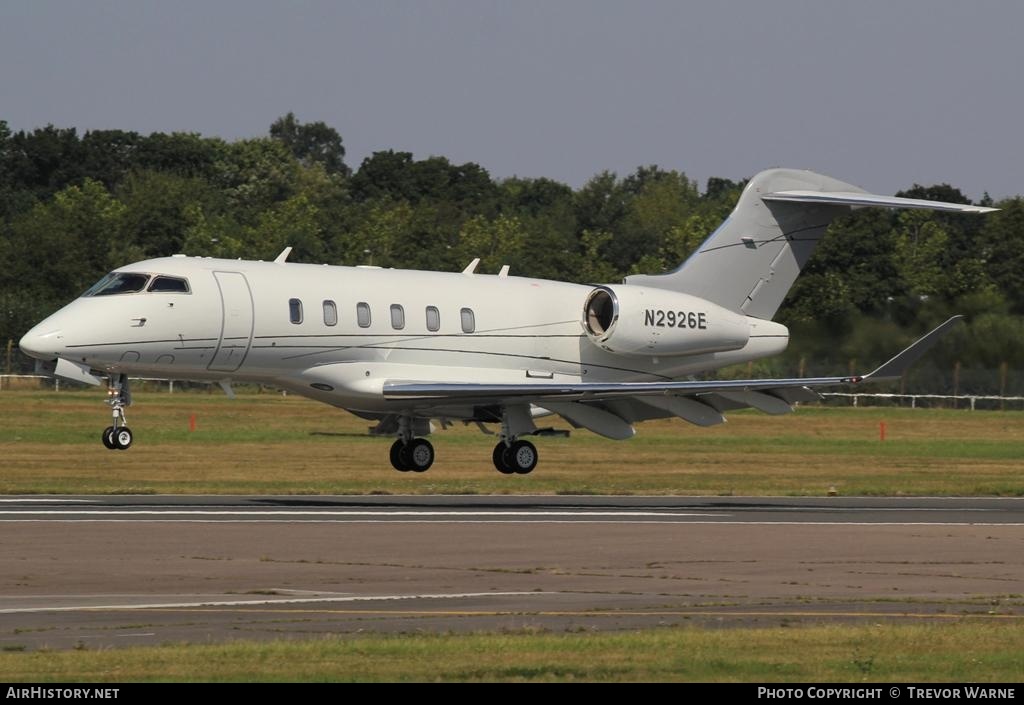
<box><xmin>382</xmin><ymin>317</ymin><xmax>962</xmax><ymax>432</ymax></box>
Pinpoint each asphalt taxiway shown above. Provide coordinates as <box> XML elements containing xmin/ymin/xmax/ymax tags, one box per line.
<box><xmin>1</xmin><ymin>495</ymin><xmax>1022</xmax><ymax>650</ymax></box>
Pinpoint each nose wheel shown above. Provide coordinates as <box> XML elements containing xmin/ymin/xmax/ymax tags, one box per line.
<box><xmin>103</xmin><ymin>425</ymin><xmax>133</xmax><ymax>450</ymax></box>
<box><xmin>102</xmin><ymin>374</ymin><xmax>133</xmax><ymax>450</ymax></box>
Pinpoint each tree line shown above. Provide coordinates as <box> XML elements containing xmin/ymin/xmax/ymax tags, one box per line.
<box><xmin>1</xmin><ymin>115</ymin><xmax>1022</xmax><ymax>385</ymax></box>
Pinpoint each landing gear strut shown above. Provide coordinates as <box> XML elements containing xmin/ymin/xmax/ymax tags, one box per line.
<box><xmin>102</xmin><ymin>374</ymin><xmax>133</xmax><ymax>450</ymax></box>
<box><xmin>491</xmin><ymin>406</ymin><xmax>538</xmax><ymax>474</ymax></box>
<box><xmin>388</xmin><ymin>415</ymin><xmax>434</xmax><ymax>472</ymax></box>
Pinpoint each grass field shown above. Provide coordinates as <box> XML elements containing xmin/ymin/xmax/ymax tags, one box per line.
<box><xmin>1</xmin><ymin>389</ymin><xmax>1021</xmax><ymax>495</ymax></box>
<box><xmin>2</xmin><ymin>623</ymin><xmax>1022</xmax><ymax>682</ymax></box>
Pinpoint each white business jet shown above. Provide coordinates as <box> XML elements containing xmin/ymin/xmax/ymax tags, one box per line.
<box><xmin>19</xmin><ymin>169</ymin><xmax>994</xmax><ymax>474</ymax></box>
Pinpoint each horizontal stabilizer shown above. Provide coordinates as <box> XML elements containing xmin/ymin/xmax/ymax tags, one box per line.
<box><xmin>763</xmin><ymin>191</ymin><xmax>997</xmax><ymax>214</ymax></box>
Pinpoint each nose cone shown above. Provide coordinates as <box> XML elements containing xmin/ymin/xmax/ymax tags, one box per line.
<box><xmin>19</xmin><ymin>323</ymin><xmax>63</xmax><ymax>361</ymax></box>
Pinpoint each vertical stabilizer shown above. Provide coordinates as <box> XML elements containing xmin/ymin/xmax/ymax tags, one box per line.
<box><xmin>625</xmin><ymin>168</ymin><xmax>993</xmax><ymax>320</ymax></box>
<box><xmin>625</xmin><ymin>169</ymin><xmax>862</xmax><ymax>320</ymax></box>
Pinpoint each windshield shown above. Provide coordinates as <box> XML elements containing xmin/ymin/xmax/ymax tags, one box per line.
<box><xmin>82</xmin><ymin>272</ymin><xmax>151</xmax><ymax>297</ymax></box>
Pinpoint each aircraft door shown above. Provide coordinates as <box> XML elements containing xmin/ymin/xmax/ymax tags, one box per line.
<box><xmin>208</xmin><ymin>271</ymin><xmax>254</xmax><ymax>373</ymax></box>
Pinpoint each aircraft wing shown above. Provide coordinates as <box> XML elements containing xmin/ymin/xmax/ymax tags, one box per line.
<box><xmin>383</xmin><ymin>317</ymin><xmax>962</xmax><ymax>433</ymax></box>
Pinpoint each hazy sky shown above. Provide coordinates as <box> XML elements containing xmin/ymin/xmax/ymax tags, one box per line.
<box><xmin>1</xmin><ymin>1</ymin><xmax>1020</xmax><ymax>200</ymax></box>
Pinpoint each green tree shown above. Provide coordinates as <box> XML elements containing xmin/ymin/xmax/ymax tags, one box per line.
<box><xmin>454</xmin><ymin>214</ymin><xmax>527</xmax><ymax>274</ymax></box>
<box><xmin>136</xmin><ymin>132</ymin><xmax>225</xmax><ymax>179</ymax></box>
<box><xmin>118</xmin><ymin>170</ymin><xmax>224</xmax><ymax>256</ymax></box>
<box><xmin>0</xmin><ymin>179</ymin><xmax>138</xmax><ymax>341</ymax></box>
<box><xmin>246</xmin><ymin>194</ymin><xmax>326</xmax><ymax>262</ymax></box>
<box><xmin>891</xmin><ymin>210</ymin><xmax>949</xmax><ymax>298</ymax></box>
<box><xmin>497</xmin><ymin>177</ymin><xmax>577</xmax><ymax>281</ymax></box>
<box><xmin>270</xmin><ymin>112</ymin><xmax>350</xmax><ymax>177</ymax></box>
<box><xmin>213</xmin><ymin>138</ymin><xmax>301</xmax><ymax>217</ymax></box>
<box><xmin>980</xmin><ymin>198</ymin><xmax>1024</xmax><ymax>314</ymax></box>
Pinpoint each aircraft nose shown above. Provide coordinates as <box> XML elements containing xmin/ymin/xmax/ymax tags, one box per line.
<box><xmin>19</xmin><ymin>326</ymin><xmax>62</xmax><ymax>361</ymax></box>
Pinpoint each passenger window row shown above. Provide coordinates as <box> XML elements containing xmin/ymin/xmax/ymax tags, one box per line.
<box><xmin>289</xmin><ymin>299</ymin><xmax>475</xmax><ymax>333</ymax></box>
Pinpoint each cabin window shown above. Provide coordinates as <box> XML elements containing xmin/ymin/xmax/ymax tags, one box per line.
<box><xmin>83</xmin><ymin>272</ymin><xmax>150</xmax><ymax>297</ymax></box>
<box><xmin>425</xmin><ymin>306</ymin><xmax>440</xmax><ymax>332</ymax></box>
<box><xmin>357</xmin><ymin>302</ymin><xmax>371</xmax><ymax>328</ymax></box>
<box><xmin>390</xmin><ymin>304</ymin><xmax>405</xmax><ymax>330</ymax></box>
<box><xmin>289</xmin><ymin>298</ymin><xmax>303</xmax><ymax>324</ymax></box>
<box><xmin>148</xmin><ymin>276</ymin><xmax>190</xmax><ymax>293</ymax></box>
<box><xmin>460</xmin><ymin>307</ymin><xmax>475</xmax><ymax>334</ymax></box>
<box><xmin>323</xmin><ymin>300</ymin><xmax>338</xmax><ymax>326</ymax></box>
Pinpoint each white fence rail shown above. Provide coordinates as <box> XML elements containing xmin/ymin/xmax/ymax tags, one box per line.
<box><xmin>0</xmin><ymin>374</ymin><xmax>179</xmax><ymax>393</ymax></box>
<box><xmin>820</xmin><ymin>392</ymin><xmax>1024</xmax><ymax>410</ymax></box>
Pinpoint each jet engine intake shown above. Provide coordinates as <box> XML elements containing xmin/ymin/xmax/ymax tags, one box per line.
<box><xmin>582</xmin><ymin>285</ymin><xmax>750</xmax><ymax>357</ymax></box>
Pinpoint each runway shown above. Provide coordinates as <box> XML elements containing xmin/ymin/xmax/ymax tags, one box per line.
<box><xmin>2</xmin><ymin>495</ymin><xmax>1022</xmax><ymax>650</ymax></box>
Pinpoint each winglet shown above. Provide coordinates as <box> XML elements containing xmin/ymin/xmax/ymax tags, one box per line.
<box><xmin>860</xmin><ymin>316</ymin><xmax>964</xmax><ymax>382</ymax></box>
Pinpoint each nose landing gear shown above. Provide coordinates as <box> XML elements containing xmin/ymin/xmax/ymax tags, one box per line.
<box><xmin>102</xmin><ymin>374</ymin><xmax>133</xmax><ymax>450</ymax></box>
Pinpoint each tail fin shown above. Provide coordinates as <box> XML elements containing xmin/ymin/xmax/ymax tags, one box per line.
<box><xmin>624</xmin><ymin>168</ymin><xmax>995</xmax><ymax>321</ymax></box>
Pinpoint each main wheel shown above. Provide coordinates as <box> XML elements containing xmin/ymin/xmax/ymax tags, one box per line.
<box><xmin>401</xmin><ymin>438</ymin><xmax>434</xmax><ymax>473</ymax></box>
<box><xmin>101</xmin><ymin>426</ymin><xmax>117</xmax><ymax>450</ymax></box>
<box><xmin>492</xmin><ymin>442</ymin><xmax>515</xmax><ymax>474</ymax></box>
<box><xmin>504</xmin><ymin>439</ymin><xmax>538</xmax><ymax>475</ymax></box>
<box><xmin>390</xmin><ymin>439</ymin><xmax>412</xmax><ymax>472</ymax></box>
<box><xmin>113</xmin><ymin>426</ymin><xmax>133</xmax><ymax>450</ymax></box>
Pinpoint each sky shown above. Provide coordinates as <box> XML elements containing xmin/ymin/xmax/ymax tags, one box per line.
<box><xmin>1</xmin><ymin>0</ymin><xmax>1021</xmax><ymax>201</ymax></box>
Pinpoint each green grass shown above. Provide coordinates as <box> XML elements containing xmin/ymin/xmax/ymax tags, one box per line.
<box><xmin>1</xmin><ymin>389</ymin><xmax>1023</xmax><ymax>495</ymax></box>
<box><xmin>2</xmin><ymin>623</ymin><xmax>1022</xmax><ymax>682</ymax></box>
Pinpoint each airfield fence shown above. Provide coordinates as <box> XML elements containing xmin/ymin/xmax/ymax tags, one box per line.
<box><xmin>3</xmin><ymin>346</ymin><xmax>1023</xmax><ymax>410</ymax></box>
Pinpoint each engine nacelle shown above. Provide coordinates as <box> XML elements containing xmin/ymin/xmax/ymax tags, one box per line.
<box><xmin>582</xmin><ymin>285</ymin><xmax>750</xmax><ymax>357</ymax></box>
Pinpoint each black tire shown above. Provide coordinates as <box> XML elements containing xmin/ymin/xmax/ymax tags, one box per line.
<box><xmin>113</xmin><ymin>427</ymin><xmax>133</xmax><ymax>450</ymax></box>
<box><xmin>492</xmin><ymin>442</ymin><xmax>515</xmax><ymax>474</ymax></box>
<box><xmin>102</xmin><ymin>426</ymin><xmax>117</xmax><ymax>450</ymax></box>
<box><xmin>390</xmin><ymin>439</ymin><xmax>411</xmax><ymax>472</ymax></box>
<box><xmin>402</xmin><ymin>438</ymin><xmax>434</xmax><ymax>473</ymax></box>
<box><xmin>505</xmin><ymin>439</ymin><xmax>538</xmax><ymax>475</ymax></box>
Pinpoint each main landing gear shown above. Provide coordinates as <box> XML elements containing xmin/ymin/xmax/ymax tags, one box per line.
<box><xmin>491</xmin><ymin>405</ymin><xmax>538</xmax><ymax>474</ymax></box>
<box><xmin>389</xmin><ymin>437</ymin><xmax>435</xmax><ymax>473</ymax></box>
<box><xmin>382</xmin><ymin>408</ymin><xmax>544</xmax><ymax>474</ymax></box>
<box><xmin>388</xmin><ymin>416</ymin><xmax>434</xmax><ymax>472</ymax></box>
<box><xmin>101</xmin><ymin>374</ymin><xmax>133</xmax><ymax>450</ymax></box>
<box><xmin>492</xmin><ymin>439</ymin><xmax>538</xmax><ymax>475</ymax></box>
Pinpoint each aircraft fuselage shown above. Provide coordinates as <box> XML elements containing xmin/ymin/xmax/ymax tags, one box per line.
<box><xmin>21</xmin><ymin>255</ymin><xmax>788</xmax><ymax>417</ymax></box>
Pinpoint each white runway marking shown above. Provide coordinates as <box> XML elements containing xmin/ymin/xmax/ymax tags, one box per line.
<box><xmin>0</xmin><ymin>510</ymin><xmax>727</xmax><ymax>518</ymax></box>
<box><xmin>0</xmin><ymin>498</ymin><xmax>95</xmax><ymax>503</ymax></box>
<box><xmin>0</xmin><ymin>519</ymin><xmax>1021</xmax><ymax>526</ymax></box>
<box><xmin>0</xmin><ymin>591</ymin><xmax>555</xmax><ymax>615</ymax></box>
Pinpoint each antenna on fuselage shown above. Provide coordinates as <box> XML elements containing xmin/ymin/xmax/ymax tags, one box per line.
<box><xmin>462</xmin><ymin>258</ymin><xmax>480</xmax><ymax>275</ymax></box>
<box><xmin>274</xmin><ymin>247</ymin><xmax>293</xmax><ymax>264</ymax></box>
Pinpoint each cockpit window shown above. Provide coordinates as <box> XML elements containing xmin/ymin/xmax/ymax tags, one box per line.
<box><xmin>148</xmin><ymin>276</ymin><xmax>190</xmax><ymax>293</ymax></box>
<box><xmin>82</xmin><ymin>272</ymin><xmax>151</xmax><ymax>297</ymax></box>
